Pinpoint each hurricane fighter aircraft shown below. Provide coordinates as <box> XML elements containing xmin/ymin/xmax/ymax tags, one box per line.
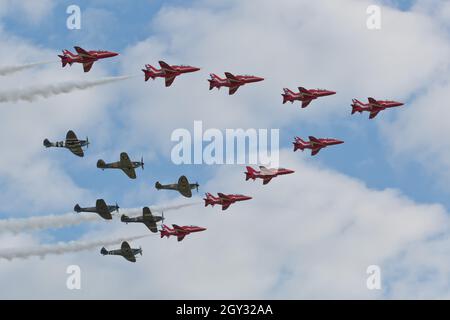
<box><xmin>43</xmin><ymin>130</ymin><xmax>89</xmax><ymax>157</ymax></box>
<box><xmin>245</xmin><ymin>166</ymin><xmax>295</xmax><ymax>185</ymax></box>
<box><xmin>155</xmin><ymin>176</ymin><xmax>199</xmax><ymax>198</ymax></box>
<box><xmin>121</xmin><ymin>207</ymin><xmax>164</xmax><ymax>233</ymax></box>
<box><xmin>142</xmin><ymin>61</ymin><xmax>200</xmax><ymax>87</ymax></box>
<box><xmin>351</xmin><ymin>97</ymin><xmax>404</xmax><ymax>119</ymax></box>
<box><xmin>97</xmin><ymin>152</ymin><xmax>144</xmax><ymax>179</ymax></box>
<box><xmin>160</xmin><ymin>224</ymin><xmax>206</xmax><ymax>242</ymax></box>
<box><xmin>204</xmin><ymin>193</ymin><xmax>252</xmax><ymax>211</ymax></box>
<box><xmin>100</xmin><ymin>241</ymin><xmax>142</xmax><ymax>263</ymax></box>
<box><xmin>293</xmin><ymin>136</ymin><xmax>344</xmax><ymax>156</ymax></box>
<box><xmin>74</xmin><ymin>199</ymin><xmax>119</xmax><ymax>220</ymax></box>
<box><xmin>282</xmin><ymin>87</ymin><xmax>336</xmax><ymax>108</ymax></box>
<box><xmin>58</xmin><ymin>46</ymin><xmax>119</xmax><ymax>73</ymax></box>
<box><xmin>208</xmin><ymin>72</ymin><xmax>264</xmax><ymax>95</ymax></box>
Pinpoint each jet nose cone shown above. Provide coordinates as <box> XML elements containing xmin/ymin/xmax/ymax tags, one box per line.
<box><xmin>335</xmin><ymin>140</ymin><xmax>344</xmax><ymax>145</ymax></box>
<box><xmin>327</xmin><ymin>90</ymin><xmax>337</xmax><ymax>95</ymax></box>
<box><xmin>255</xmin><ymin>77</ymin><xmax>264</xmax><ymax>82</ymax></box>
<box><xmin>192</xmin><ymin>67</ymin><xmax>201</xmax><ymax>72</ymax></box>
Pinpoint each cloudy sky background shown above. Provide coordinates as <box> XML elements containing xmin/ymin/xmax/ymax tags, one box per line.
<box><xmin>0</xmin><ymin>0</ymin><xmax>449</xmax><ymax>299</ymax></box>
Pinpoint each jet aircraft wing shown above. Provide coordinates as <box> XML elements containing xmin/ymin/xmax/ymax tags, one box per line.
<box><xmin>159</xmin><ymin>61</ymin><xmax>176</xmax><ymax>73</ymax></box>
<box><xmin>83</xmin><ymin>61</ymin><xmax>94</xmax><ymax>73</ymax></box>
<box><xmin>301</xmin><ymin>99</ymin><xmax>313</xmax><ymax>108</ymax></box>
<box><xmin>165</xmin><ymin>75</ymin><xmax>177</xmax><ymax>87</ymax></box>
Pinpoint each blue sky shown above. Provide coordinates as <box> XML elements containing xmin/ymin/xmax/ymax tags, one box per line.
<box><xmin>1</xmin><ymin>0</ymin><xmax>450</xmax><ymax>299</ymax></box>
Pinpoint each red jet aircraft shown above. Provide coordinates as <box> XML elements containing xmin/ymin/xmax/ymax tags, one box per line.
<box><xmin>58</xmin><ymin>46</ymin><xmax>119</xmax><ymax>73</ymax></box>
<box><xmin>293</xmin><ymin>136</ymin><xmax>344</xmax><ymax>156</ymax></box>
<box><xmin>142</xmin><ymin>61</ymin><xmax>200</xmax><ymax>87</ymax></box>
<box><xmin>282</xmin><ymin>87</ymin><xmax>336</xmax><ymax>108</ymax></box>
<box><xmin>208</xmin><ymin>72</ymin><xmax>264</xmax><ymax>95</ymax></box>
<box><xmin>204</xmin><ymin>193</ymin><xmax>252</xmax><ymax>211</ymax></box>
<box><xmin>245</xmin><ymin>166</ymin><xmax>294</xmax><ymax>185</ymax></box>
<box><xmin>160</xmin><ymin>224</ymin><xmax>206</xmax><ymax>242</ymax></box>
<box><xmin>351</xmin><ymin>97</ymin><xmax>404</xmax><ymax>119</ymax></box>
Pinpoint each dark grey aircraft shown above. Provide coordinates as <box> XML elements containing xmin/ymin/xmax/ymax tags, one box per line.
<box><xmin>121</xmin><ymin>207</ymin><xmax>164</xmax><ymax>233</ymax></box>
<box><xmin>97</xmin><ymin>152</ymin><xmax>144</xmax><ymax>179</ymax></box>
<box><xmin>74</xmin><ymin>199</ymin><xmax>119</xmax><ymax>220</ymax></box>
<box><xmin>43</xmin><ymin>130</ymin><xmax>89</xmax><ymax>157</ymax></box>
<box><xmin>155</xmin><ymin>175</ymin><xmax>199</xmax><ymax>198</ymax></box>
<box><xmin>100</xmin><ymin>241</ymin><xmax>142</xmax><ymax>263</ymax></box>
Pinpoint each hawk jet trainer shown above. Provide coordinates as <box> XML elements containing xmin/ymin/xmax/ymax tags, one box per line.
<box><xmin>74</xmin><ymin>199</ymin><xmax>119</xmax><ymax>220</ymax></box>
<box><xmin>155</xmin><ymin>175</ymin><xmax>199</xmax><ymax>198</ymax></box>
<box><xmin>204</xmin><ymin>193</ymin><xmax>252</xmax><ymax>211</ymax></box>
<box><xmin>282</xmin><ymin>87</ymin><xmax>336</xmax><ymax>108</ymax></box>
<box><xmin>58</xmin><ymin>46</ymin><xmax>119</xmax><ymax>73</ymax></box>
<box><xmin>101</xmin><ymin>241</ymin><xmax>142</xmax><ymax>263</ymax></box>
<box><xmin>160</xmin><ymin>224</ymin><xmax>206</xmax><ymax>242</ymax></box>
<box><xmin>97</xmin><ymin>152</ymin><xmax>144</xmax><ymax>179</ymax></box>
<box><xmin>142</xmin><ymin>60</ymin><xmax>200</xmax><ymax>87</ymax></box>
<box><xmin>43</xmin><ymin>130</ymin><xmax>89</xmax><ymax>157</ymax></box>
<box><xmin>208</xmin><ymin>72</ymin><xmax>264</xmax><ymax>95</ymax></box>
<box><xmin>245</xmin><ymin>166</ymin><xmax>295</xmax><ymax>185</ymax></box>
<box><xmin>121</xmin><ymin>207</ymin><xmax>164</xmax><ymax>233</ymax></box>
<box><xmin>351</xmin><ymin>97</ymin><xmax>404</xmax><ymax>119</ymax></box>
<box><xmin>293</xmin><ymin>136</ymin><xmax>344</xmax><ymax>156</ymax></box>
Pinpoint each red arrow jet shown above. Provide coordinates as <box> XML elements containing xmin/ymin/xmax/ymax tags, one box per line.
<box><xmin>142</xmin><ymin>61</ymin><xmax>200</xmax><ymax>87</ymax></box>
<box><xmin>204</xmin><ymin>193</ymin><xmax>252</xmax><ymax>211</ymax></box>
<box><xmin>282</xmin><ymin>87</ymin><xmax>336</xmax><ymax>108</ymax></box>
<box><xmin>351</xmin><ymin>97</ymin><xmax>404</xmax><ymax>119</ymax></box>
<box><xmin>245</xmin><ymin>166</ymin><xmax>294</xmax><ymax>185</ymax></box>
<box><xmin>208</xmin><ymin>72</ymin><xmax>264</xmax><ymax>95</ymax></box>
<box><xmin>160</xmin><ymin>224</ymin><xmax>206</xmax><ymax>242</ymax></box>
<box><xmin>293</xmin><ymin>136</ymin><xmax>344</xmax><ymax>156</ymax></box>
<box><xmin>58</xmin><ymin>46</ymin><xmax>119</xmax><ymax>73</ymax></box>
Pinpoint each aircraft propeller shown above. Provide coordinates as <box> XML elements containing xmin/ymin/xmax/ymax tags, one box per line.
<box><xmin>139</xmin><ymin>246</ymin><xmax>143</xmax><ymax>256</ymax></box>
<box><xmin>85</xmin><ymin>137</ymin><xmax>89</xmax><ymax>148</ymax></box>
<box><xmin>141</xmin><ymin>156</ymin><xmax>145</xmax><ymax>170</ymax></box>
<box><xmin>195</xmin><ymin>183</ymin><xmax>199</xmax><ymax>192</ymax></box>
<box><xmin>115</xmin><ymin>202</ymin><xmax>120</xmax><ymax>212</ymax></box>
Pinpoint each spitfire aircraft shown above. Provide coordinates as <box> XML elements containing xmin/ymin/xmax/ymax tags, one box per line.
<box><xmin>293</xmin><ymin>136</ymin><xmax>344</xmax><ymax>156</ymax></box>
<box><xmin>351</xmin><ymin>97</ymin><xmax>404</xmax><ymax>119</ymax></box>
<box><xmin>58</xmin><ymin>46</ymin><xmax>119</xmax><ymax>73</ymax></box>
<box><xmin>155</xmin><ymin>175</ymin><xmax>199</xmax><ymax>198</ymax></box>
<box><xmin>208</xmin><ymin>72</ymin><xmax>264</xmax><ymax>95</ymax></box>
<box><xmin>43</xmin><ymin>130</ymin><xmax>89</xmax><ymax>157</ymax></box>
<box><xmin>160</xmin><ymin>224</ymin><xmax>206</xmax><ymax>242</ymax></box>
<box><xmin>100</xmin><ymin>241</ymin><xmax>142</xmax><ymax>263</ymax></box>
<box><xmin>142</xmin><ymin>61</ymin><xmax>200</xmax><ymax>87</ymax></box>
<box><xmin>121</xmin><ymin>207</ymin><xmax>164</xmax><ymax>233</ymax></box>
<box><xmin>282</xmin><ymin>87</ymin><xmax>336</xmax><ymax>108</ymax></box>
<box><xmin>97</xmin><ymin>152</ymin><xmax>144</xmax><ymax>179</ymax></box>
<box><xmin>204</xmin><ymin>193</ymin><xmax>252</xmax><ymax>211</ymax></box>
<box><xmin>245</xmin><ymin>166</ymin><xmax>295</xmax><ymax>185</ymax></box>
<box><xmin>74</xmin><ymin>199</ymin><xmax>119</xmax><ymax>220</ymax></box>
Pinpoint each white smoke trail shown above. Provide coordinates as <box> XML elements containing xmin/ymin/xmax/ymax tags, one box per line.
<box><xmin>0</xmin><ymin>234</ymin><xmax>150</xmax><ymax>261</ymax></box>
<box><xmin>0</xmin><ymin>75</ymin><xmax>135</xmax><ymax>103</ymax></box>
<box><xmin>0</xmin><ymin>202</ymin><xmax>202</xmax><ymax>234</ymax></box>
<box><xmin>0</xmin><ymin>61</ymin><xmax>55</xmax><ymax>76</ymax></box>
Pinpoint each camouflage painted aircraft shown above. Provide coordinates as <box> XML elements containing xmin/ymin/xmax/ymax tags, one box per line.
<box><xmin>121</xmin><ymin>207</ymin><xmax>164</xmax><ymax>233</ymax></box>
<box><xmin>74</xmin><ymin>199</ymin><xmax>119</xmax><ymax>220</ymax></box>
<box><xmin>155</xmin><ymin>175</ymin><xmax>199</xmax><ymax>198</ymax></box>
<box><xmin>100</xmin><ymin>241</ymin><xmax>142</xmax><ymax>263</ymax></box>
<box><xmin>97</xmin><ymin>152</ymin><xmax>144</xmax><ymax>179</ymax></box>
<box><xmin>43</xmin><ymin>130</ymin><xmax>89</xmax><ymax>157</ymax></box>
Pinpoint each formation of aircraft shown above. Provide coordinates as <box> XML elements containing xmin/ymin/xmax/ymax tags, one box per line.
<box><xmin>245</xmin><ymin>166</ymin><xmax>294</xmax><ymax>185</ymax></box>
<box><xmin>74</xmin><ymin>199</ymin><xmax>119</xmax><ymax>220</ymax></box>
<box><xmin>204</xmin><ymin>193</ymin><xmax>252</xmax><ymax>211</ymax></box>
<box><xmin>45</xmin><ymin>49</ymin><xmax>406</xmax><ymax>261</ymax></box>
<box><xmin>142</xmin><ymin>61</ymin><xmax>200</xmax><ymax>87</ymax></box>
<box><xmin>208</xmin><ymin>72</ymin><xmax>264</xmax><ymax>95</ymax></box>
<box><xmin>351</xmin><ymin>97</ymin><xmax>404</xmax><ymax>119</ymax></box>
<box><xmin>101</xmin><ymin>241</ymin><xmax>142</xmax><ymax>263</ymax></box>
<box><xmin>282</xmin><ymin>87</ymin><xmax>336</xmax><ymax>108</ymax></box>
<box><xmin>160</xmin><ymin>224</ymin><xmax>206</xmax><ymax>242</ymax></box>
<box><xmin>43</xmin><ymin>130</ymin><xmax>89</xmax><ymax>157</ymax></box>
<box><xmin>58</xmin><ymin>46</ymin><xmax>119</xmax><ymax>73</ymax></box>
<box><xmin>121</xmin><ymin>207</ymin><xmax>164</xmax><ymax>233</ymax></box>
<box><xmin>155</xmin><ymin>176</ymin><xmax>199</xmax><ymax>198</ymax></box>
<box><xmin>97</xmin><ymin>152</ymin><xmax>144</xmax><ymax>179</ymax></box>
<box><xmin>293</xmin><ymin>136</ymin><xmax>344</xmax><ymax>156</ymax></box>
